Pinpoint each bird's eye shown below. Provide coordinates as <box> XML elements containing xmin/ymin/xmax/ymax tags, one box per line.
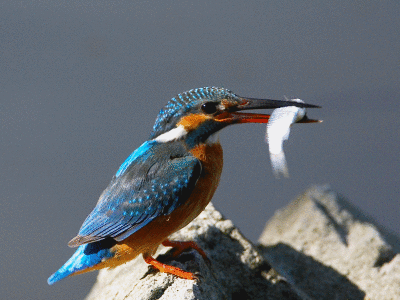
<box><xmin>201</xmin><ymin>102</ymin><xmax>218</xmax><ymax>114</ymax></box>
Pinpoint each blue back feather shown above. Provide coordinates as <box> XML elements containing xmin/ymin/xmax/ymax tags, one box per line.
<box><xmin>115</xmin><ymin>141</ymin><xmax>155</xmax><ymax>178</ymax></box>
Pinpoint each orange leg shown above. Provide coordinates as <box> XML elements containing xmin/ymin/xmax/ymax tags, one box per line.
<box><xmin>162</xmin><ymin>240</ymin><xmax>209</xmax><ymax>263</ymax></box>
<box><xmin>143</xmin><ymin>253</ymin><xmax>196</xmax><ymax>280</ymax></box>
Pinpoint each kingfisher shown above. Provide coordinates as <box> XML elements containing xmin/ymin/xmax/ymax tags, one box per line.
<box><xmin>48</xmin><ymin>87</ymin><xmax>320</xmax><ymax>284</ymax></box>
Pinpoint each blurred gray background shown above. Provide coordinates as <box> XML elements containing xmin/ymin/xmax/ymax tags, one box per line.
<box><xmin>1</xmin><ymin>1</ymin><xmax>399</xmax><ymax>299</ymax></box>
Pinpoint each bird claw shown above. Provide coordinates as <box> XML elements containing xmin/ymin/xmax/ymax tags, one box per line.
<box><xmin>143</xmin><ymin>253</ymin><xmax>198</xmax><ymax>280</ymax></box>
<box><xmin>162</xmin><ymin>239</ymin><xmax>210</xmax><ymax>263</ymax></box>
<box><xmin>145</xmin><ymin>239</ymin><xmax>210</xmax><ymax>280</ymax></box>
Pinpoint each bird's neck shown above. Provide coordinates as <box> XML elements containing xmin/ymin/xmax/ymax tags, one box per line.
<box><xmin>190</xmin><ymin>139</ymin><xmax>223</xmax><ymax>173</ymax></box>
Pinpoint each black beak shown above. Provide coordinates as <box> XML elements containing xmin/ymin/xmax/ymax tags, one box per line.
<box><xmin>235</xmin><ymin>97</ymin><xmax>321</xmax><ymax>111</ymax></box>
<box><xmin>215</xmin><ymin>95</ymin><xmax>321</xmax><ymax>124</ymax></box>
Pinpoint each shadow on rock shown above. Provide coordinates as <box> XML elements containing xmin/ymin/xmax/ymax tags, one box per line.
<box><xmin>156</xmin><ymin>224</ymin><xmax>300</xmax><ymax>300</ymax></box>
<box><xmin>258</xmin><ymin>243</ymin><xmax>365</xmax><ymax>300</ymax></box>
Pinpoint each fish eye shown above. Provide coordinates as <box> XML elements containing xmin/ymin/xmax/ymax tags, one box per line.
<box><xmin>201</xmin><ymin>102</ymin><xmax>218</xmax><ymax>114</ymax></box>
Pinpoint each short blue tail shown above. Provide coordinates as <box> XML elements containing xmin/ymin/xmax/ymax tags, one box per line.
<box><xmin>48</xmin><ymin>238</ymin><xmax>116</xmax><ymax>285</ymax></box>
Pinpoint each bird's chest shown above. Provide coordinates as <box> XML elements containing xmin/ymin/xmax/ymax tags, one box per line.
<box><xmin>177</xmin><ymin>142</ymin><xmax>223</xmax><ymax>225</ymax></box>
<box><xmin>190</xmin><ymin>142</ymin><xmax>223</xmax><ymax>187</ymax></box>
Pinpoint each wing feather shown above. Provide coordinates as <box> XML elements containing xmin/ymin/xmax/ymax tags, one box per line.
<box><xmin>68</xmin><ymin>142</ymin><xmax>201</xmax><ymax>247</ymax></box>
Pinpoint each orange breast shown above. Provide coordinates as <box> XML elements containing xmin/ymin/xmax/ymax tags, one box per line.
<box><xmin>82</xmin><ymin>142</ymin><xmax>224</xmax><ymax>271</ymax></box>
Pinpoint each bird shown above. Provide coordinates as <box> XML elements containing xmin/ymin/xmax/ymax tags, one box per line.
<box><xmin>47</xmin><ymin>87</ymin><xmax>320</xmax><ymax>284</ymax></box>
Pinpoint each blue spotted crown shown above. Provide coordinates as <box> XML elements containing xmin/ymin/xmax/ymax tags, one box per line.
<box><xmin>149</xmin><ymin>87</ymin><xmax>238</xmax><ymax>139</ymax></box>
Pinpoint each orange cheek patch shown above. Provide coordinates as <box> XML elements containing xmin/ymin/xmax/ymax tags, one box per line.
<box><xmin>177</xmin><ymin>114</ymin><xmax>211</xmax><ymax>131</ymax></box>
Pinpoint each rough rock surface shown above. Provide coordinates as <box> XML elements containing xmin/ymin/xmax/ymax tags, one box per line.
<box><xmin>258</xmin><ymin>185</ymin><xmax>400</xmax><ymax>300</ymax></box>
<box><xmin>85</xmin><ymin>186</ymin><xmax>399</xmax><ymax>300</ymax></box>
<box><xmin>85</xmin><ymin>203</ymin><xmax>299</xmax><ymax>300</ymax></box>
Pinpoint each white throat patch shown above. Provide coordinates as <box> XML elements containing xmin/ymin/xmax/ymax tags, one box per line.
<box><xmin>154</xmin><ymin>125</ymin><xmax>188</xmax><ymax>143</ymax></box>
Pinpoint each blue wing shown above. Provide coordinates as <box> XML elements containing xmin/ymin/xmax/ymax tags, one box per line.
<box><xmin>68</xmin><ymin>141</ymin><xmax>202</xmax><ymax>247</ymax></box>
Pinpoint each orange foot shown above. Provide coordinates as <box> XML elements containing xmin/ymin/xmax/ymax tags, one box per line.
<box><xmin>143</xmin><ymin>253</ymin><xmax>197</xmax><ymax>280</ymax></box>
<box><xmin>162</xmin><ymin>239</ymin><xmax>209</xmax><ymax>263</ymax></box>
<box><xmin>143</xmin><ymin>240</ymin><xmax>209</xmax><ymax>280</ymax></box>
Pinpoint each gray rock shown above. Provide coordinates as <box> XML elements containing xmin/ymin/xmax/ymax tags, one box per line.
<box><xmin>258</xmin><ymin>185</ymin><xmax>400</xmax><ymax>300</ymax></box>
<box><xmin>85</xmin><ymin>203</ymin><xmax>299</xmax><ymax>300</ymax></box>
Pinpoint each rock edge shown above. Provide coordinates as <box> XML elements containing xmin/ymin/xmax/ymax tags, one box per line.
<box><xmin>259</xmin><ymin>185</ymin><xmax>400</xmax><ymax>300</ymax></box>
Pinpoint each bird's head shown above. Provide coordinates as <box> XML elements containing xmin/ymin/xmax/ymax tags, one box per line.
<box><xmin>150</xmin><ymin>87</ymin><xmax>319</xmax><ymax>148</ymax></box>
